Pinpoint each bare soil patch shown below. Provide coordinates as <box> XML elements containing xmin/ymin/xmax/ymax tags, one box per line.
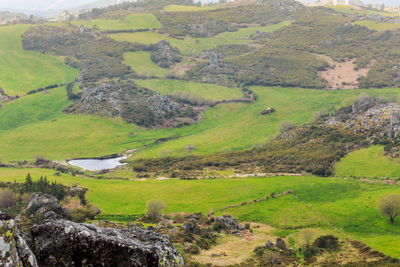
<box><xmin>193</xmin><ymin>223</ymin><xmax>275</xmax><ymax>266</ymax></box>
<box><xmin>319</xmin><ymin>58</ymin><xmax>372</xmax><ymax>89</ymax></box>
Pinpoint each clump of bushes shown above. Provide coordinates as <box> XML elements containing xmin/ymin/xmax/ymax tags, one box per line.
<box><xmin>145</xmin><ymin>200</ymin><xmax>166</xmax><ymax>222</ymax></box>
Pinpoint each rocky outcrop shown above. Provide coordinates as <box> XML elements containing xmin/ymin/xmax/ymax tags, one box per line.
<box><xmin>150</xmin><ymin>40</ymin><xmax>182</xmax><ymax>68</ymax></box>
<box><xmin>0</xmin><ymin>213</ymin><xmax>38</xmax><ymax>267</ymax></box>
<box><xmin>214</xmin><ymin>215</ymin><xmax>245</xmax><ymax>231</ymax></box>
<box><xmin>26</xmin><ymin>193</ymin><xmax>68</xmax><ymax>220</ymax></box>
<box><xmin>29</xmin><ymin>219</ymin><xmax>184</xmax><ymax>267</ymax></box>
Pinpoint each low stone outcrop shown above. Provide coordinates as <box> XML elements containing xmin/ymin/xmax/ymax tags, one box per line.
<box><xmin>26</xmin><ymin>193</ymin><xmax>67</xmax><ymax>220</ymax></box>
<box><xmin>214</xmin><ymin>215</ymin><xmax>245</xmax><ymax>231</ymax></box>
<box><xmin>29</xmin><ymin>220</ymin><xmax>184</xmax><ymax>267</ymax></box>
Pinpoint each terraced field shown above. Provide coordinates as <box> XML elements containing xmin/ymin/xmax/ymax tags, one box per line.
<box><xmin>72</xmin><ymin>13</ymin><xmax>161</xmax><ymax>31</ymax></box>
<box><xmin>0</xmin><ymin>25</ymin><xmax>78</xmax><ymax>95</ymax></box>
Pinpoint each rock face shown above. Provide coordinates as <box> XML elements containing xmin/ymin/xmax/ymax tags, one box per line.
<box><xmin>29</xmin><ymin>219</ymin><xmax>184</xmax><ymax>267</ymax></box>
<box><xmin>0</xmin><ymin>213</ymin><xmax>38</xmax><ymax>267</ymax></box>
<box><xmin>214</xmin><ymin>215</ymin><xmax>245</xmax><ymax>231</ymax></box>
<box><xmin>26</xmin><ymin>193</ymin><xmax>67</xmax><ymax>220</ymax></box>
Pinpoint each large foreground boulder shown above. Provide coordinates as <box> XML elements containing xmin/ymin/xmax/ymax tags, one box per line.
<box><xmin>0</xmin><ymin>212</ymin><xmax>38</xmax><ymax>267</ymax></box>
<box><xmin>29</xmin><ymin>219</ymin><xmax>184</xmax><ymax>267</ymax></box>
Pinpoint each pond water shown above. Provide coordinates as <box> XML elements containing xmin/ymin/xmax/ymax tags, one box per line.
<box><xmin>68</xmin><ymin>157</ymin><xmax>127</xmax><ymax>171</ymax></box>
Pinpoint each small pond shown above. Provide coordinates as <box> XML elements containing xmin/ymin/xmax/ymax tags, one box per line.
<box><xmin>68</xmin><ymin>156</ymin><xmax>127</xmax><ymax>171</ymax></box>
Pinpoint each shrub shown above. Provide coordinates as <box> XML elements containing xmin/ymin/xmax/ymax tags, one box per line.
<box><xmin>0</xmin><ymin>189</ymin><xmax>15</xmax><ymax>209</ymax></box>
<box><xmin>145</xmin><ymin>200</ymin><xmax>166</xmax><ymax>222</ymax></box>
<box><xmin>313</xmin><ymin>235</ymin><xmax>339</xmax><ymax>250</ymax></box>
<box><xmin>379</xmin><ymin>194</ymin><xmax>400</xmax><ymax>224</ymax></box>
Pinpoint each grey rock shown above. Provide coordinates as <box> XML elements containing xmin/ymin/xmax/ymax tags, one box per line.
<box><xmin>30</xmin><ymin>219</ymin><xmax>184</xmax><ymax>267</ymax></box>
<box><xmin>276</xmin><ymin>238</ymin><xmax>286</xmax><ymax>250</ymax></box>
<box><xmin>0</xmin><ymin>216</ymin><xmax>38</xmax><ymax>267</ymax></box>
<box><xmin>182</xmin><ymin>219</ymin><xmax>200</xmax><ymax>234</ymax></box>
<box><xmin>214</xmin><ymin>215</ymin><xmax>245</xmax><ymax>231</ymax></box>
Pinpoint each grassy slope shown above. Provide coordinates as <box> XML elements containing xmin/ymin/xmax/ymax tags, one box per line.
<box><xmin>129</xmin><ymin>87</ymin><xmax>400</xmax><ymax>160</ymax></box>
<box><xmin>109</xmin><ymin>31</ymin><xmax>251</xmax><ymax>55</ymax></box>
<box><xmin>0</xmin><ymin>25</ymin><xmax>78</xmax><ymax>95</ymax></box>
<box><xmin>136</xmin><ymin>79</ymin><xmax>242</xmax><ymax>102</ymax></box>
<box><xmin>71</xmin><ymin>13</ymin><xmax>161</xmax><ymax>31</ymax></box>
<box><xmin>215</xmin><ymin>21</ymin><xmax>292</xmax><ymax>39</ymax></box>
<box><xmin>327</xmin><ymin>5</ymin><xmax>399</xmax><ymax>17</ymax></box>
<box><xmin>1</xmin><ymin>85</ymin><xmax>400</xmax><ymax>161</ymax></box>
<box><xmin>1</xmin><ymin>169</ymin><xmax>400</xmax><ymax>257</ymax></box>
<box><xmin>0</xmin><ymin>87</ymin><xmax>139</xmax><ymax>161</ymax></box>
<box><xmin>334</xmin><ymin>145</ymin><xmax>400</xmax><ymax>178</ymax></box>
<box><xmin>353</xmin><ymin>20</ymin><xmax>400</xmax><ymax>31</ymax></box>
<box><xmin>124</xmin><ymin>52</ymin><xmax>170</xmax><ymax>77</ymax></box>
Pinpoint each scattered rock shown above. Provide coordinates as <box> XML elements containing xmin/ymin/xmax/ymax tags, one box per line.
<box><xmin>214</xmin><ymin>215</ymin><xmax>245</xmax><ymax>231</ymax></box>
<box><xmin>183</xmin><ymin>219</ymin><xmax>200</xmax><ymax>234</ymax></box>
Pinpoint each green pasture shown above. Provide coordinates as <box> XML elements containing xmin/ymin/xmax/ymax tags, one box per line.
<box><xmin>71</xmin><ymin>13</ymin><xmax>161</xmax><ymax>31</ymax></box>
<box><xmin>1</xmin><ymin>81</ymin><xmax>400</xmax><ymax>162</ymax></box>
<box><xmin>334</xmin><ymin>145</ymin><xmax>400</xmax><ymax>178</ymax></box>
<box><xmin>0</xmin><ymin>25</ymin><xmax>78</xmax><ymax>95</ymax></box>
<box><xmin>1</xmin><ymin>169</ymin><xmax>400</xmax><ymax>258</ymax></box>
<box><xmin>124</xmin><ymin>52</ymin><xmax>170</xmax><ymax>77</ymax></box>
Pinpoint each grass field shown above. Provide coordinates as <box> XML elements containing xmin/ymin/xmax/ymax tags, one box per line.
<box><xmin>353</xmin><ymin>20</ymin><xmax>400</xmax><ymax>31</ymax></box>
<box><xmin>71</xmin><ymin>13</ymin><xmax>161</xmax><ymax>31</ymax></box>
<box><xmin>136</xmin><ymin>79</ymin><xmax>242</xmax><ymax>102</ymax></box>
<box><xmin>1</xmin><ymin>169</ymin><xmax>400</xmax><ymax>258</ymax></box>
<box><xmin>0</xmin><ymin>25</ymin><xmax>78</xmax><ymax>95</ymax></box>
<box><xmin>1</xmin><ymin>82</ymin><xmax>400</xmax><ymax>162</ymax></box>
<box><xmin>334</xmin><ymin>145</ymin><xmax>400</xmax><ymax>178</ymax></box>
<box><xmin>124</xmin><ymin>52</ymin><xmax>170</xmax><ymax>77</ymax></box>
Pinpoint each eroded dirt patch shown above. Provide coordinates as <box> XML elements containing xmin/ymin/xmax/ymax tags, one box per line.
<box><xmin>193</xmin><ymin>223</ymin><xmax>275</xmax><ymax>266</ymax></box>
<box><xmin>319</xmin><ymin>59</ymin><xmax>372</xmax><ymax>89</ymax></box>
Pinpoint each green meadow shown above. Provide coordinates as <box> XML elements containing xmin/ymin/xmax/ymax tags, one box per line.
<box><xmin>1</xmin><ymin>80</ymin><xmax>400</xmax><ymax>162</ymax></box>
<box><xmin>71</xmin><ymin>13</ymin><xmax>161</xmax><ymax>31</ymax></box>
<box><xmin>135</xmin><ymin>79</ymin><xmax>242</xmax><ymax>102</ymax></box>
<box><xmin>0</xmin><ymin>25</ymin><xmax>78</xmax><ymax>95</ymax></box>
<box><xmin>334</xmin><ymin>145</ymin><xmax>400</xmax><ymax>178</ymax></box>
<box><xmin>1</xmin><ymin>169</ymin><xmax>400</xmax><ymax>258</ymax></box>
<box><xmin>353</xmin><ymin>20</ymin><xmax>400</xmax><ymax>31</ymax></box>
<box><xmin>124</xmin><ymin>52</ymin><xmax>170</xmax><ymax>77</ymax></box>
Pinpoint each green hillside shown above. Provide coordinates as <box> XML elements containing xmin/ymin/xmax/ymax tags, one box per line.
<box><xmin>0</xmin><ymin>25</ymin><xmax>78</xmax><ymax>95</ymax></box>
